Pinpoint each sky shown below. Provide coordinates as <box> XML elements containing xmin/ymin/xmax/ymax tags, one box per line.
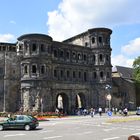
<box><xmin>0</xmin><ymin>0</ymin><xmax>140</xmax><ymax>68</ymax></box>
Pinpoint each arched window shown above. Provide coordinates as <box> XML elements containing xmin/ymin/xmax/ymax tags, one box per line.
<box><xmin>106</xmin><ymin>55</ymin><xmax>109</xmax><ymax>61</ymax></box>
<box><xmin>107</xmin><ymin>72</ymin><xmax>110</xmax><ymax>78</ymax></box>
<box><xmin>84</xmin><ymin>72</ymin><xmax>87</xmax><ymax>81</ymax></box>
<box><xmin>67</xmin><ymin>70</ymin><xmax>70</xmax><ymax>78</ymax></box>
<box><xmin>79</xmin><ymin>71</ymin><xmax>81</xmax><ymax>78</ymax></box>
<box><xmin>60</xmin><ymin>70</ymin><xmax>64</xmax><ymax>78</ymax></box>
<box><xmin>54</xmin><ymin>50</ymin><xmax>58</xmax><ymax>57</ymax></box>
<box><xmin>32</xmin><ymin>43</ymin><xmax>37</xmax><ymax>52</ymax></box>
<box><xmin>99</xmin><ymin>54</ymin><xmax>103</xmax><ymax>61</ymax></box>
<box><xmin>41</xmin><ymin>44</ymin><xmax>45</xmax><ymax>52</ymax></box>
<box><xmin>78</xmin><ymin>53</ymin><xmax>81</xmax><ymax>60</ymax></box>
<box><xmin>83</xmin><ymin>54</ymin><xmax>87</xmax><ymax>61</ymax></box>
<box><xmin>24</xmin><ymin>65</ymin><xmax>28</xmax><ymax>74</ymax></box>
<box><xmin>73</xmin><ymin>71</ymin><xmax>76</xmax><ymax>78</ymax></box>
<box><xmin>93</xmin><ymin>72</ymin><xmax>97</xmax><ymax>79</ymax></box>
<box><xmin>98</xmin><ymin>36</ymin><xmax>102</xmax><ymax>43</ymax></box>
<box><xmin>54</xmin><ymin>69</ymin><xmax>57</xmax><ymax>77</ymax></box>
<box><xmin>100</xmin><ymin>71</ymin><xmax>104</xmax><ymax>78</ymax></box>
<box><xmin>60</xmin><ymin>50</ymin><xmax>64</xmax><ymax>58</ymax></box>
<box><xmin>85</xmin><ymin>42</ymin><xmax>88</xmax><ymax>47</ymax></box>
<box><xmin>41</xmin><ymin>65</ymin><xmax>45</xmax><ymax>74</ymax></box>
<box><xmin>32</xmin><ymin>65</ymin><xmax>37</xmax><ymax>74</ymax></box>
<box><xmin>92</xmin><ymin>37</ymin><xmax>95</xmax><ymax>44</ymax></box>
<box><xmin>66</xmin><ymin>51</ymin><xmax>70</xmax><ymax>59</ymax></box>
<box><xmin>72</xmin><ymin>52</ymin><xmax>76</xmax><ymax>59</ymax></box>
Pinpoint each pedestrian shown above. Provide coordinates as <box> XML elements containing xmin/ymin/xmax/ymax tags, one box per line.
<box><xmin>123</xmin><ymin>107</ymin><xmax>128</xmax><ymax>116</ymax></box>
<box><xmin>90</xmin><ymin>108</ymin><xmax>95</xmax><ymax>117</ymax></box>
<box><xmin>128</xmin><ymin>135</ymin><xmax>140</xmax><ymax>140</ymax></box>
<box><xmin>98</xmin><ymin>107</ymin><xmax>102</xmax><ymax>116</ymax></box>
<box><xmin>83</xmin><ymin>109</ymin><xmax>87</xmax><ymax>116</ymax></box>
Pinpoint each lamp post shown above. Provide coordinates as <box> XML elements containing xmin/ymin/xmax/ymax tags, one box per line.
<box><xmin>106</xmin><ymin>94</ymin><xmax>112</xmax><ymax>111</ymax></box>
<box><xmin>40</xmin><ymin>97</ymin><xmax>43</xmax><ymax>113</ymax></box>
<box><xmin>105</xmin><ymin>84</ymin><xmax>112</xmax><ymax>111</ymax></box>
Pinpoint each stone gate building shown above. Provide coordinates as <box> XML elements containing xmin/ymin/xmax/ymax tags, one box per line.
<box><xmin>0</xmin><ymin>28</ymin><xmax>113</xmax><ymax>113</ymax></box>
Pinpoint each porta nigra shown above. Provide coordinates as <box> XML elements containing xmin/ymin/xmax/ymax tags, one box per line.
<box><xmin>0</xmin><ymin>28</ymin><xmax>113</xmax><ymax>114</ymax></box>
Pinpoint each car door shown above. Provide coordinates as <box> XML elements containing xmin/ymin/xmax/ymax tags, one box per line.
<box><xmin>7</xmin><ymin>117</ymin><xmax>17</xmax><ymax>129</ymax></box>
<box><xmin>15</xmin><ymin>116</ymin><xmax>25</xmax><ymax>129</ymax></box>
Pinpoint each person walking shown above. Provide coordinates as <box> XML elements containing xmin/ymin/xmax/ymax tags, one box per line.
<box><xmin>98</xmin><ymin>107</ymin><xmax>102</xmax><ymax>116</ymax></box>
<box><xmin>90</xmin><ymin>108</ymin><xmax>95</xmax><ymax>117</ymax></box>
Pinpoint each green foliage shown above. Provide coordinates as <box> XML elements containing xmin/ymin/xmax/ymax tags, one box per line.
<box><xmin>133</xmin><ymin>56</ymin><xmax>140</xmax><ymax>84</ymax></box>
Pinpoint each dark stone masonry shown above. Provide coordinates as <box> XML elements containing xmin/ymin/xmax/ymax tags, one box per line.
<box><xmin>0</xmin><ymin>28</ymin><xmax>136</xmax><ymax>114</ymax></box>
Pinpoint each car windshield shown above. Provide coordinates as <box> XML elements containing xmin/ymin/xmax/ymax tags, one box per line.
<box><xmin>28</xmin><ymin>116</ymin><xmax>37</xmax><ymax>120</ymax></box>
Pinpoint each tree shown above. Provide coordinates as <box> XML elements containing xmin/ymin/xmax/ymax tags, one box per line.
<box><xmin>133</xmin><ymin>56</ymin><xmax>140</xmax><ymax>83</ymax></box>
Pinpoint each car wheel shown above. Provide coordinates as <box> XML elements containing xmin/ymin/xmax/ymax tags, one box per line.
<box><xmin>0</xmin><ymin>125</ymin><xmax>3</xmax><ymax>131</ymax></box>
<box><xmin>24</xmin><ymin>125</ymin><xmax>30</xmax><ymax>131</ymax></box>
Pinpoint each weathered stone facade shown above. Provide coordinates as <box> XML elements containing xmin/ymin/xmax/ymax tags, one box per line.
<box><xmin>0</xmin><ymin>28</ymin><xmax>113</xmax><ymax>113</ymax></box>
<box><xmin>0</xmin><ymin>43</ymin><xmax>20</xmax><ymax>112</ymax></box>
<box><xmin>112</xmin><ymin>66</ymin><xmax>136</xmax><ymax>110</ymax></box>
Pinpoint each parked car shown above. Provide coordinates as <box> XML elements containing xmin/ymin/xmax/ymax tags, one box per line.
<box><xmin>136</xmin><ymin>109</ymin><xmax>140</xmax><ymax>115</ymax></box>
<box><xmin>0</xmin><ymin>115</ymin><xmax>39</xmax><ymax>131</ymax></box>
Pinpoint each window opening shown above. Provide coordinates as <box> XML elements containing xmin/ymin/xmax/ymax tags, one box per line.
<box><xmin>67</xmin><ymin>70</ymin><xmax>70</xmax><ymax>78</ymax></box>
<box><xmin>99</xmin><ymin>54</ymin><xmax>103</xmax><ymax>61</ymax></box>
<box><xmin>41</xmin><ymin>65</ymin><xmax>45</xmax><ymax>74</ymax></box>
<box><xmin>73</xmin><ymin>71</ymin><xmax>76</xmax><ymax>78</ymax></box>
<box><xmin>100</xmin><ymin>71</ymin><xmax>103</xmax><ymax>78</ymax></box>
<box><xmin>54</xmin><ymin>50</ymin><xmax>58</xmax><ymax>57</ymax></box>
<box><xmin>54</xmin><ymin>70</ymin><xmax>57</xmax><ymax>77</ymax></box>
<box><xmin>41</xmin><ymin>44</ymin><xmax>45</xmax><ymax>52</ymax></box>
<box><xmin>66</xmin><ymin>51</ymin><xmax>70</xmax><ymax>59</ymax></box>
<box><xmin>92</xmin><ymin>37</ymin><xmax>95</xmax><ymax>43</ymax></box>
<box><xmin>79</xmin><ymin>71</ymin><xmax>81</xmax><ymax>78</ymax></box>
<box><xmin>84</xmin><ymin>72</ymin><xmax>87</xmax><ymax>81</ymax></box>
<box><xmin>32</xmin><ymin>65</ymin><xmax>37</xmax><ymax>73</ymax></box>
<box><xmin>99</xmin><ymin>36</ymin><xmax>102</xmax><ymax>43</ymax></box>
<box><xmin>83</xmin><ymin>54</ymin><xmax>87</xmax><ymax>61</ymax></box>
<box><xmin>24</xmin><ymin>65</ymin><xmax>28</xmax><ymax>74</ymax></box>
<box><xmin>32</xmin><ymin>43</ymin><xmax>37</xmax><ymax>52</ymax></box>
<box><xmin>94</xmin><ymin>72</ymin><xmax>96</xmax><ymax>79</ymax></box>
<box><xmin>60</xmin><ymin>50</ymin><xmax>64</xmax><ymax>58</ymax></box>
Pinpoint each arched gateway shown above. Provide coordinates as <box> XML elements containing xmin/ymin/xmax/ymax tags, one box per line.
<box><xmin>56</xmin><ymin>93</ymin><xmax>69</xmax><ymax>114</ymax></box>
<box><xmin>75</xmin><ymin>93</ymin><xmax>86</xmax><ymax>109</ymax></box>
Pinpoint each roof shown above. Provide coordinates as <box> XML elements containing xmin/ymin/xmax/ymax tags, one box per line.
<box><xmin>63</xmin><ymin>27</ymin><xmax>112</xmax><ymax>43</ymax></box>
<box><xmin>114</xmin><ymin>66</ymin><xmax>133</xmax><ymax>79</ymax></box>
<box><xmin>0</xmin><ymin>42</ymin><xmax>16</xmax><ymax>46</ymax></box>
<box><xmin>17</xmin><ymin>33</ymin><xmax>52</xmax><ymax>42</ymax></box>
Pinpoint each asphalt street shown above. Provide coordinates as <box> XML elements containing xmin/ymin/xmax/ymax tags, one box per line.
<box><xmin>1</xmin><ymin>115</ymin><xmax>140</xmax><ymax>140</ymax></box>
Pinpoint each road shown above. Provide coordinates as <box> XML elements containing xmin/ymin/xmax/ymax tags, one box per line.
<box><xmin>1</xmin><ymin>115</ymin><xmax>140</xmax><ymax>140</ymax></box>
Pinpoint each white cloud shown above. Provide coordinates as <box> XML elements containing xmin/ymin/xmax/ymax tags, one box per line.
<box><xmin>111</xmin><ymin>54</ymin><xmax>134</xmax><ymax>67</ymax></box>
<box><xmin>10</xmin><ymin>20</ymin><xmax>16</xmax><ymax>24</ymax></box>
<box><xmin>0</xmin><ymin>34</ymin><xmax>15</xmax><ymax>42</ymax></box>
<box><xmin>121</xmin><ymin>37</ymin><xmax>140</xmax><ymax>56</ymax></box>
<box><xmin>47</xmin><ymin>0</ymin><xmax>140</xmax><ymax>41</ymax></box>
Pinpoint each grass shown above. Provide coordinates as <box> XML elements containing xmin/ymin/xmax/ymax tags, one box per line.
<box><xmin>106</xmin><ymin>116</ymin><xmax>140</xmax><ymax>123</ymax></box>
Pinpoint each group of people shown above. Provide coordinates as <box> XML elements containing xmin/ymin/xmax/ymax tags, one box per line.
<box><xmin>76</xmin><ymin>106</ymin><xmax>129</xmax><ymax>117</ymax></box>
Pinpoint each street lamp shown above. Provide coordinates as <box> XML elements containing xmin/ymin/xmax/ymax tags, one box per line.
<box><xmin>105</xmin><ymin>84</ymin><xmax>112</xmax><ymax>111</ymax></box>
<box><xmin>106</xmin><ymin>94</ymin><xmax>112</xmax><ymax>111</ymax></box>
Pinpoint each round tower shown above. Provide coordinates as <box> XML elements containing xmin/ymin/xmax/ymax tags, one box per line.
<box><xmin>17</xmin><ymin>34</ymin><xmax>52</xmax><ymax>112</ymax></box>
<box><xmin>88</xmin><ymin>28</ymin><xmax>112</xmax><ymax>108</ymax></box>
